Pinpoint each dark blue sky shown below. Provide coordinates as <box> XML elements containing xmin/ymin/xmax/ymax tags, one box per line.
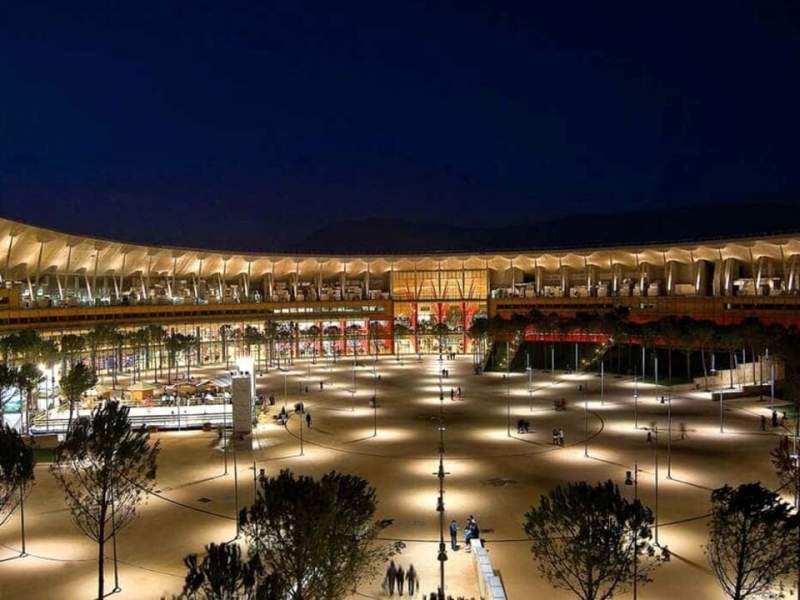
<box><xmin>1</xmin><ymin>1</ymin><xmax>799</xmax><ymax>248</ymax></box>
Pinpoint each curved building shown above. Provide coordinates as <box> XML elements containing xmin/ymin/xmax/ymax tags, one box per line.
<box><xmin>2</xmin><ymin>216</ymin><xmax>800</xmax><ymax>357</ymax></box>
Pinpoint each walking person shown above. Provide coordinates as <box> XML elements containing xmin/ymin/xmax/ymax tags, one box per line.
<box><xmin>761</xmin><ymin>414</ymin><xmax>767</xmax><ymax>431</ymax></box>
<box><xmin>471</xmin><ymin>517</ymin><xmax>480</xmax><ymax>543</ymax></box>
<box><xmin>772</xmin><ymin>410</ymin><xmax>779</xmax><ymax>427</ymax></box>
<box><xmin>385</xmin><ymin>561</ymin><xmax>397</xmax><ymax>596</ymax></box>
<box><xmin>407</xmin><ymin>564</ymin><xmax>418</xmax><ymax>596</ymax></box>
<box><xmin>464</xmin><ymin>517</ymin><xmax>473</xmax><ymax>551</ymax></box>
<box><xmin>558</xmin><ymin>428</ymin><xmax>565</xmax><ymax>446</ymax></box>
<box><xmin>449</xmin><ymin>519</ymin><xmax>458</xmax><ymax>550</ymax></box>
<box><xmin>306</xmin><ymin>411</ymin><xmax>312</xmax><ymax>428</ymax></box>
<box><xmin>552</xmin><ymin>428</ymin><xmax>558</xmax><ymax>446</ymax></box>
<box><xmin>396</xmin><ymin>564</ymin><xmax>405</xmax><ymax>596</ymax></box>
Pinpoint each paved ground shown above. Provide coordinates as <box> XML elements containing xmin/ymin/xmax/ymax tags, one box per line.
<box><xmin>0</xmin><ymin>355</ymin><xmax>791</xmax><ymax>599</ymax></box>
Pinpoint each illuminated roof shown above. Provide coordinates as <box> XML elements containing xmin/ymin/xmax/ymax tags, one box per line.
<box><xmin>2</xmin><ymin>216</ymin><xmax>799</xmax><ymax>279</ymax></box>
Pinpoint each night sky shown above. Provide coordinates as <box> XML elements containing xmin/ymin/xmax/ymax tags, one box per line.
<box><xmin>1</xmin><ymin>2</ymin><xmax>799</xmax><ymax>250</ymax></box>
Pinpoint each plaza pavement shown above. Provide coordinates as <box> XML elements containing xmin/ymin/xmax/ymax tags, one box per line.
<box><xmin>0</xmin><ymin>355</ymin><xmax>791</xmax><ymax>599</ymax></box>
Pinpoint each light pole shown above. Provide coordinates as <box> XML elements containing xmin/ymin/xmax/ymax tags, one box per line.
<box><xmin>584</xmin><ymin>383</ymin><xmax>589</xmax><ymax>457</ymax></box>
<box><xmin>233</xmin><ymin>441</ymin><xmax>240</xmax><ymax>539</ymax></box>
<box><xmin>527</xmin><ymin>352</ymin><xmax>533</xmax><ymax>412</ymax></box>
<box><xmin>18</xmin><ymin>479</ymin><xmax>26</xmax><ymax>558</ymax></box>
<box><xmin>506</xmin><ymin>373</ymin><xmax>511</xmax><ymax>438</ymax></box>
<box><xmin>634</xmin><ymin>367</ymin><xmax>639</xmax><ymax>430</ymax></box>
<box><xmin>654</xmin><ymin>354</ymin><xmax>659</xmax><ymax>400</ymax></box>
<box><xmin>222</xmin><ymin>393</ymin><xmax>229</xmax><ymax>475</ymax></box>
<box><xmin>373</xmin><ymin>373</ymin><xmax>378</xmax><ymax>437</ymax></box>
<box><xmin>600</xmin><ymin>359</ymin><xmax>604</xmax><ymax>406</ymax></box>
<box><xmin>667</xmin><ymin>350</ymin><xmax>673</xmax><ymax>479</ymax></box>
<box><xmin>111</xmin><ymin>492</ymin><xmax>120</xmax><ymax>593</ymax></box>
<box><xmin>435</xmin><ymin>408</ymin><xmax>449</xmax><ymax>600</ymax></box>
<box><xmin>299</xmin><ymin>409</ymin><xmax>304</xmax><ymax>456</ymax></box>
<box><xmin>771</xmin><ymin>363</ymin><xmax>776</xmax><ymax>410</ymax></box>
<box><xmin>648</xmin><ymin>428</ymin><xmax>660</xmax><ymax>546</ymax></box>
<box><xmin>624</xmin><ymin>464</ymin><xmax>640</xmax><ymax>600</ymax></box>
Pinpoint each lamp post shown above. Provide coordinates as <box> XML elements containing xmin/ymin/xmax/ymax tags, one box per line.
<box><xmin>654</xmin><ymin>354</ymin><xmax>659</xmax><ymax>400</ymax></box>
<box><xmin>624</xmin><ymin>464</ymin><xmax>640</xmax><ymax>600</ymax></box>
<box><xmin>527</xmin><ymin>352</ymin><xmax>533</xmax><ymax>412</ymax></box>
<box><xmin>111</xmin><ymin>492</ymin><xmax>120</xmax><ymax>593</ymax></box>
<box><xmin>373</xmin><ymin>372</ymin><xmax>378</xmax><ymax>437</ymax></box>
<box><xmin>667</xmin><ymin>350</ymin><xmax>673</xmax><ymax>479</ymax></box>
<box><xmin>648</xmin><ymin>428</ymin><xmax>660</xmax><ymax>546</ymax></box>
<box><xmin>222</xmin><ymin>393</ymin><xmax>229</xmax><ymax>475</ymax></box>
<box><xmin>600</xmin><ymin>360</ymin><xmax>604</xmax><ymax>406</ymax></box>
<box><xmin>634</xmin><ymin>367</ymin><xmax>639</xmax><ymax>430</ymax></box>
<box><xmin>18</xmin><ymin>479</ymin><xmax>26</xmax><ymax>558</ymax></box>
<box><xmin>506</xmin><ymin>373</ymin><xmax>511</xmax><ymax>438</ymax></box>
<box><xmin>584</xmin><ymin>383</ymin><xmax>589</xmax><ymax>458</ymax></box>
<box><xmin>233</xmin><ymin>441</ymin><xmax>240</xmax><ymax>539</ymax></box>
<box><xmin>435</xmin><ymin>408</ymin><xmax>449</xmax><ymax>600</ymax></box>
<box><xmin>299</xmin><ymin>409</ymin><xmax>304</xmax><ymax>456</ymax></box>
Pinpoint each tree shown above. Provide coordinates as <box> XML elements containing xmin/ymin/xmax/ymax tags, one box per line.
<box><xmin>706</xmin><ymin>483</ymin><xmax>799</xmax><ymax>600</ymax></box>
<box><xmin>240</xmin><ymin>469</ymin><xmax>402</xmax><ymax>600</ymax></box>
<box><xmin>16</xmin><ymin>363</ymin><xmax>44</xmax><ymax>434</ymax></box>
<box><xmin>50</xmin><ymin>401</ymin><xmax>160</xmax><ymax>600</ymax></box>
<box><xmin>60</xmin><ymin>362</ymin><xmax>98</xmax><ymax>432</ymax></box>
<box><xmin>174</xmin><ymin>542</ymin><xmax>285</xmax><ymax>600</ymax></box>
<box><xmin>0</xmin><ymin>424</ymin><xmax>35</xmax><ymax>554</ymax></box>
<box><xmin>182</xmin><ymin>334</ymin><xmax>198</xmax><ymax>379</ymax></box>
<box><xmin>59</xmin><ymin>333</ymin><xmax>86</xmax><ymax>373</ymax></box>
<box><xmin>0</xmin><ymin>364</ymin><xmax>20</xmax><ymax>427</ymax></box>
<box><xmin>146</xmin><ymin>325</ymin><xmax>167</xmax><ymax>382</ymax></box>
<box><xmin>523</xmin><ymin>480</ymin><xmax>667</xmax><ymax>600</ymax></box>
<box><xmin>324</xmin><ymin>325</ymin><xmax>340</xmax><ymax>364</ymax></box>
<box><xmin>165</xmin><ymin>333</ymin><xmax>186</xmax><ymax>384</ymax></box>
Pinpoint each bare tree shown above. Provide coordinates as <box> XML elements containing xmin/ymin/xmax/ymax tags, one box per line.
<box><xmin>240</xmin><ymin>469</ymin><xmax>403</xmax><ymax>600</ymax></box>
<box><xmin>523</xmin><ymin>480</ymin><xmax>667</xmax><ymax>600</ymax></box>
<box><xmin>706</xmin><ymin>483</ymin><xmax>799</xmax><ymax>600</ymax></box>
<box><xmin>50</xmin><ymin>401</ymin><xmax>160</xmax><ymax>599</ymax></box>
<box><xmin>0</xmin><ymin>424</ymin><xmax>35</xmax><ymax>554</ymax></box>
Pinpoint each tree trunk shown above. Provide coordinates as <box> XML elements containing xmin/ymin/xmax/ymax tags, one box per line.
<box><xmin>97</xmin><ymin>511</ymin><xmax>106</xmax><ymax>600</ymax></box>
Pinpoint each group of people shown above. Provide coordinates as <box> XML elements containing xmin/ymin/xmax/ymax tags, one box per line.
<box><xmin>551</xmin><ymin>428</ymin><xmax>565</xmax><ymax>446</ymax></box>
<box><xmin>762</xmin><ymin>410</ymin><xmax>787</xmax><ymax>430</ymax></box>
<box><xmin>449</xmin><ymin>515</ymin><xmax>481</xmax><ymax>552</ymax></box>
<box><xmin>516</xmin><ymin>419</ymin><xmax>532</xmax><ymax>433</ymax></box>
<box><xmin>449</xmin><ymin>387</ymin><xmax>463</xmax><ymax>400</ymax></box>
<box><xmin>440</xmin><ymin>368</ymin><xmax>451</xmax><ymax>378</ymax></box>
<box><xmin>383</xmin><ymin>562</ymin><xmax>419</xmax><ymax>596</ymax></box>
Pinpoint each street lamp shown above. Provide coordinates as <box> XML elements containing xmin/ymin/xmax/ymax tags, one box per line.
<box><xmin>599</xmin><ymin>359</ymin><xmax>605</xmax><ymax>406</ymax></box>
<box><xmin>667</xmin><ymin>353</ymin><xmax>673</xmax><ymax>479</ymax></box>
<box><xmin>648</xmin><ymin>428</ymin><xmax>660</xmax><ymax>546</ymax></box>
<box><xmin>232</xmin><ymin>439</ymin><xmax>240</xmax><ymax>539</ymax></box>
<box><xmin>299</xmin><ymin>409</ymin><xmax>304</xmax><ymax>456</ymax></box>
<box><xmin>624</xmin><ymin>464</ymin><xmax>640</xmax><ymax>600</ymax></box>
<box><xmin>526</xmin><ymin>352</ymin><xmax>533</xmax><ymax>412</ymax></box>
<box><xmin>434</xmin><ymin>417</ymin><xmax>449</xmax><ymax>600</ymax></box>
<box><xmin>222</xmin><ymin>392</ymin><xmax>229</xmax><ymax>475</ymax></box>
<box><xmin>505</xmin><ymin>374</ymin><xmax>511</xmax><ymax>438</ymax></box>
<box><xmin>584</xmin><ymin>383</ymin><xmax>589</xmax><ymax>457</ymax></box>
<box><xmin>633</xmin><ymin>368</ymin><xmax>639</xmax><ymax>430</ymax></box>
